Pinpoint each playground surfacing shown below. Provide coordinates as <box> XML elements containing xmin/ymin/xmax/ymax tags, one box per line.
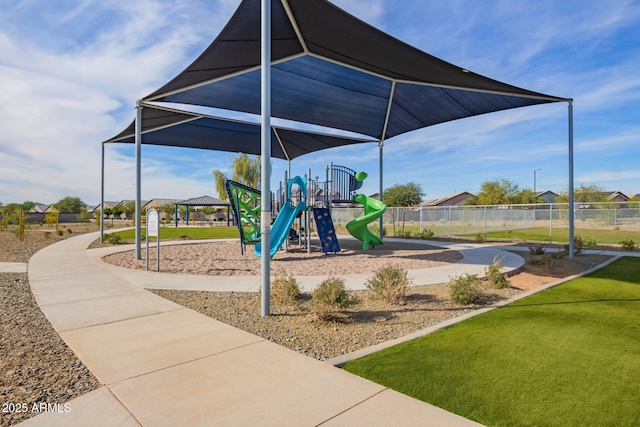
<box><xmin>102</xmin><ymin>238</ymin><xmax>463</xmax><ymax>276</ymax></box>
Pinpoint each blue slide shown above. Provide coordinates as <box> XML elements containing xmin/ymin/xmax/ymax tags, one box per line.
<box><xmin>254</xmin><ymin>176</ymin><xmax>307</xmax><ymax>258</ymax></box>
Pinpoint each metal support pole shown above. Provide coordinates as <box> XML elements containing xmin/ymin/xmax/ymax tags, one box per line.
<box><xmin>135</xmin><ymin>101</ymin><xmax>142</xmax><ymax>260</ymax></box>
<box><xmin>100</xmin><ymin>143</ymin><xmax>105</xmax><ymax>243</ymax></box>
<box><xmin>379</xmin><ymin>142</ymin><xmax>384</xmax><ymax>240</ymax></box>
<box><xmin>328</xmin><ymin>162</ymin><xmax>333</xmax><ymax>214</ymax></box>
<box><xmin>307</xmin><ymin>167</ymin><xmax>311</xmax><ymax>254</ymax></box>
<box><xmin>260</xmin><ymin>0</ymin><xmax>272</xmax><ymax>317</ymax></box>
<box><xmin>568</xmin><ymin>100</ymin><xmax>575</xmax><ymax>258</ymax></box>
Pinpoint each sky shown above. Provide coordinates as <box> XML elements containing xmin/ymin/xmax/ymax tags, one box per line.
<box><xmin>1</xmin><ymin>0</ymin><xmax>639</xmax><ymax>207</ymax></box>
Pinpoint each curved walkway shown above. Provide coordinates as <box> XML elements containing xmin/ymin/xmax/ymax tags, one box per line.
<box><xmin>22</xmin><ymin>231</ymin><xmax>524</xmax><ymax>426</ymax></box>
<box><xmin>86</xmin><ymin>236</ymin><xmax>524</xmax><ymax>293</ymax></box>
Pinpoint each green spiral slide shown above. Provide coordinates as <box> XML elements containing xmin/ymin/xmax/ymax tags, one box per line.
<box><xmin>346</xmin><ymin>172</ymin><xmax>387</xmax><ymax>250</ymax></box>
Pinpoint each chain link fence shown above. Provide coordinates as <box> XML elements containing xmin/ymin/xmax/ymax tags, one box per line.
<box><xmin>328</xmin><ymin>202</ymin><xmax>640</xmax><ymax>248</ymax></box>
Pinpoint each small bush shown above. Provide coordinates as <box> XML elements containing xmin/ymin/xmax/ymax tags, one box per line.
<box><xmin>179</xmin><ymin>234</ymin><xmax>189</xmax><ymax>240</ymax></box>
<box><xmin>371</xmin><ymin>226</ymin><xmax>387</xmax><ymax>237</ymax></box>
<box><xmin>43</xmin><ymin>231</ymin><xmax>51</xmax><ymax>239</ymax></box>
<box><xmin>620</xmin><ymin>239</ymin><xmax>636</xmax><ymax>251</ymax></box>
<box><xmin>365</xmin><ymin>263</ymin><xmax>412</xmax><ymax>305</ymax></box>
<box><xmin>449</xmin><ymin>274</ymin><xmax>482</xmax><ymax>305</ymax></box>
<box><xmin>584</xmin><ymin>237</ymin><xmax>597</xmax><ymax>246</ymax></box>
<box><xmin>105</xmin><ymin>233</ymin><xmax>122</xmax><ymax>245</ymax></box>
<box><xmin>475</xmin><ymin>233</ymin><xmax>485</xmax><ymax>243</ymax></box>
<box><xmin>271</xmin><ymin>270</ymin><xmax>300</xmax><ymax>305</ymax></box>
<box><xmin>56</xmin><ymin>229</ymin><xmax>63</xmax><ymax>236</ymax></box>
<box><xmin>485</xmin><ymin>256</ymin><xmax>509</xmax><ymax>289</ymax></box>
<box><xmin>564</xmin><ymin>235</ymin><xmax>584</xmax><ymax>255</ymax></box>
<box><xmin>66</xmin><ymin>228</ymin><xmax>73</xmax><ymax>234</ymax></box>
<box><xmin>529</xmin><ymin>251</ymin><xmax>564</xmax><ymax>272</ymax></box>
<box><xmin>418</xmin><ymin>228</ymin><xmax>434</xmax><ymax>240</ymax></box>
<box><xmin>311</xmin><ymin>276</ymin><xmax>359</xmax><ymax>320</ymax></box>
<box><xmin>529</xmin><ymin>244</ymin><xmax>546</xmax><ymax>255</ymax></box>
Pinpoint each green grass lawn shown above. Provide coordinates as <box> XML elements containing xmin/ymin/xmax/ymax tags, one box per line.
<box><xmin>106</xmin><ymin>226</ymin><xmax>239</xmax><ymax>241</ymax></box>
<box><xmin>464</xmin><ymin>227</ymin><xmax>640</xmax><ymax>245</ymax></box>
<box><xmin>343</xmin><ymin>257</ymin><xmax>640</xmax><ymax>426</ymax></box>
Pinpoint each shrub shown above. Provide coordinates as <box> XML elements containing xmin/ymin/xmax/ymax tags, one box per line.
<box><xmin>418</xmin><ymin>228</ymin><xmax>434</xmax><ymax>239</ymax></box>
<box><xmin>105</xmin><ymin>233</ymin><xmax>122</xmax><ymax>245</ymax></box>
<box><xmin>311</xmin><ymin>276</ymin><xmax>359</xmax><ymax>320</ymax></box>
<box><xmin>179</xmin><ymin>234</ymin><xmax>189</xmax><ymax>240</ymax></box>
<box><xmin>564</xmin><ymin>235</ymin><xmax>584</xmax><ymax>255</ymax></box>
<box><xmin>43</xmin><ymin>231</ymin><xmax>51</xmax><ymax>239</ymax></box>
<box><xmin>620</xmin><ymin>239</ymin><xmax>636</xmax><ymax>251</ymax></box>
<box><xmin>529</xmin><ymin>251</ymin><xmax>564</xmax><ymax>273</ymax></box>
<box><xmin>449</xmin><ymin>274</ymin><xmax>481</xmax><ymax>305</ymax></box>
<box><xmin>66</xmin><ymin>228</ymin><xmax>73</xmax><ymax>234</ymax></box>
<box><xmin>271</xmin><ymin>270</ymin><xmax>300</xmax><ymax>305</ymax></box>
<box><xmin>485</xmin><ymin>256</ymin><xmax>509</xmax><ymax>289</ymax></box>
<box><xmin>56</xmin><ymin>229</ymin><xmax>63</xmax><ymax>236</ymax></box>
<box><xmin>371</xmin><ymin>226</ymin><xmax>387</xmax><ymax>237</ymax></box>
<box><xmin>365</xmin><ymin>263</ymin><xmax>412</xmax><ymax>305</ymax></box>
<box><xmin>529</xmin><ymin>244</ymin><xmax>546</xmax><ymax>255</ymax></box>
<box><xmin>475</xmin><ymin>233</ymin><xmax>485</xmax><ymax>243</ymax></box>
<box><xmin>584</xmin><ymin>237</ymin><xmax>597</xmax><ymax>246</ymax></box>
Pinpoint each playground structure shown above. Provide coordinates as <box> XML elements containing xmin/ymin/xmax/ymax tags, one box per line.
<box><xmin>225</xmin><ymin>180</ymin><xmax>262</xmax><ymax>255</ymax></box>
<box><xmin>225</xmin><ymin>164</ymin><xmax>387</xmax><ymax>258</ymax></box>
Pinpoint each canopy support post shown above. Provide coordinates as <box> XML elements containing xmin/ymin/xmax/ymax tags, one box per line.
<box><xmin>377</xmin><ymin>81</ymin><xmax>395</xmax><ymax>241</ymax></box>
<box><xmin>260</xmin><ymin>0</ymin><xmax>272</xmax><ymax>317</ymax></box>
<box><xmin>568</xmin><ymin>99</ymin><xmax>575</xmax><ymax>258</ymax></box>
<box><xmin>135</xmin><ymin>100</ymin><xmax>142</xmax><ymax>260</ymax></box>
<box><xmin>100</xmin><ymin>143</ymin><xmax>105</xmax><ymax>243</ymax></box>
<box><xmin>379</xmin><ymin>141</ymin><xmax>384</xmax><ymax>240</ymax></box>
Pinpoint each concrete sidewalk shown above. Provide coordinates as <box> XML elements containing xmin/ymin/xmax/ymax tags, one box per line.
<box><xmin>24</xmin><ymin>232</ymin><xmax>485</xmax><ymax>426</ymax></box>
<box><xmin>0</xmin><ymin>262</ymin><xmax>27</xmax><ymax>273</ymax></box>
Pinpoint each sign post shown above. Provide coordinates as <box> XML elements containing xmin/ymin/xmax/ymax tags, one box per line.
<box><xmin>146</xmin><ymin>209</ymin><xmax>160</xmax><ymax>271</ymax></box>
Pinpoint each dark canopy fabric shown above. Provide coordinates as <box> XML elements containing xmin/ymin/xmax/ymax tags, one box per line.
<box><xmin>142</xmin><ymin>0</ymin><xmax>566</xmax><ymax>142</ymax></box>
<box><xmin>105</xmin><ymin>0</ymin><xmax>566</xmax><ymax>156</ymax></box>
<box><xmin>105</xmin><ymin>105</ymin><xmax>376</xmax><ymax>160</ymax></box>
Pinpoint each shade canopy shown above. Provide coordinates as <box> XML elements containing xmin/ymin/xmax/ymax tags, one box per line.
<box><xmin>144</xmin><ymin>0</ymin><xmax>566</xmax><ymax>141</ymax></box>
<box><xmin>105</xmin><ymin>0</ymin><xmax>566</xmax><ymax>156</ymax></box>
<box><xmin>105</xmin><ymin>105</ymin><xmax>375</xmax><ymax>160</ymax></box>
<box><xmin>175</xmin><ymin>195</ymin><xmax>230</xmax><ymax>206</ymax></box>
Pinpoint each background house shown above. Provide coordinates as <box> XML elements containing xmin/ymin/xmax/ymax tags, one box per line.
<box><xmin>421</xmin><ymin>192</ymin><xmax>474</xmax><ymax>207</ymax></box>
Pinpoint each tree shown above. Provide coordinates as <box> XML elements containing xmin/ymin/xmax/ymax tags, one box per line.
<box><xmin>383</xmin><ymin>182</ymin><xmax>424</xmax><ymax>235</ymax></box>
<box><xmin>213</xmin><ymin>154</ymin><xmax>261</xmax><ymax>200</ymax></box>
<box><xmin>111</xmin><ymin>205</ymin><xmax>124</xmax><ymax>220</ymax></box>
<box><xmin>20</xmin><ymin>201</ymin><xmax>35</xmax><ymax>211</ymax></box>
<box><xmin>556</xmin><ymin>184</ymin><xmax>608</xmax><ymax>203</ymax></box>
<box><xmin>467</xmin><ymin>178</ymin><xmax>520</xmax><ymax>205</ymax></box>
<box><xmin>213</xmin><ymin>170</ymin><xmax>228</xmax><ymax>201</ymax></box>
<box><xmin>102</xmin><ymin>207</ymin><xmax>113</xmax><ymax>224</ymax></box>
<box><xmin>201</xmin><ymin>206</ymin><xmax>215</xmax><ymax>221</ymax></box>
<box><xmin>122</xmin><ymin>201</ymin><xmax>136</xmax><ymax>219</ymax></box>
<box><xmin>159</xmin><ymin>202</ymin><xmax>176</xmax><ymax>221</ymax></box>
<box><xmin>53</xmin><ymin>196</ymin><xmax>85</xmax><ymax>213</ymax></box>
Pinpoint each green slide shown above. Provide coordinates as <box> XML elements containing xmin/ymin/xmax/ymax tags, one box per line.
<box><xmin>346</xmin><ymin>172</ymin><xmax>387</xmax><ymax>250</ymax></box>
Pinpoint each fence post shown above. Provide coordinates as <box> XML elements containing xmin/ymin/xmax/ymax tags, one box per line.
<box><xmin>448</xmin><ymin>205</ymin><xmax>452</xmax><ymax>238</ymax></box>
<box><xmin>419</xmin><ymin>207</ymin><xmax>423</xmax><ymax>234</ymax></box>
<box><xmin>549</xmin><ymin>204</ymin><xmax>553</xmax><ymax>244</ymax></box>
<box><xmin>484</xmin><ymin>206</ymin><xmax>487</xmax><ymax>238</ymax></box>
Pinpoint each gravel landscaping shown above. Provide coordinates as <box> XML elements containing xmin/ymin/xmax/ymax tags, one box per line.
<box><xmin>0</xmin><ymin>227</ymin><xmax>102</xmax><ymax>427</ymax></box>
<box><xmin>149</xmin><ymin>250</ymin><xmax>613</xmax><ymax>361</ymax></box>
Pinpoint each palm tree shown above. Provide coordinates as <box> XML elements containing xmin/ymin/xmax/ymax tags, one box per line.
<box><xmin>213</xmin><ymin>154</ymin><xmax>261</xmax><ymax>200</ymax></box>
